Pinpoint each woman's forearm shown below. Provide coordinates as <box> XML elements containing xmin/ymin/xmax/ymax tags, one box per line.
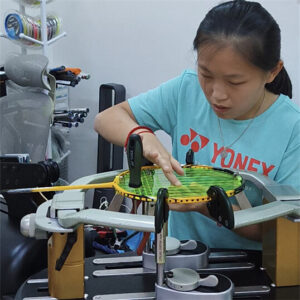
<box><xmin>94</xmin><ymin>101</ymin><xmax>138</xmax><ymax>146</ymax></box>
<box><xmin>232</xmin><ymin>205</ymin><xmax>262</xmax><ymax>242</ymax></box>
<box><xmin>233</xmin><ymin>223</ymin><xmax>262</xmax><ymax>242</ymax></box>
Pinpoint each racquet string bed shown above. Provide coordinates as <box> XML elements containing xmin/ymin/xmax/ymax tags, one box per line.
<box><xmin>116</xmin><ymin>166</ymin><xmax>243</xmax><ymax>203</ymax></box>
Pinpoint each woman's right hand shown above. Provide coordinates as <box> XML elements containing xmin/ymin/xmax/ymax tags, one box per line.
<box><xmin>94</xmin><ymin>101</ymin><xmax>183</xmax><ymax>185</ymax></box>
<box><xmin>139</xmin><ymin>132</ymin><xmax>184</xmax><ymax>186</ymax></box>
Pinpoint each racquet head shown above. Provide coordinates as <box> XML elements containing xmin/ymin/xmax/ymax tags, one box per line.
<box><xmin>114</xmin><ymin>165</ymin><xmax>244</xmax><ymax>204</ymax></box>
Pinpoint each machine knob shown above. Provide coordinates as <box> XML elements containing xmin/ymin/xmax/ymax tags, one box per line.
<box><xmin>20</xmin><ymin>213</ymin><xmax>36</xmax><ymax>237</ymax></box>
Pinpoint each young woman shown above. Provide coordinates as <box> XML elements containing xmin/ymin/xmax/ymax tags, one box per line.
<box><xmin>94</xmin><ymin>0</ymin><xmax>300</xmax><ymax>250</ymax></box>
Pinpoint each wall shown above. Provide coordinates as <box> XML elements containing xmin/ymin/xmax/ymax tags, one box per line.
<box><xmin>0</xmin><ymin>0</ymin><xmax>299</xmax><ymax>183</ymax></box>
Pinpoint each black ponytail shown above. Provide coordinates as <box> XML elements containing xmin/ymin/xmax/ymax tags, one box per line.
<box><xmin>266</xmin><ymin>67</ymin><xmax>292</xmax><ymax>99</ymax></box>
<box><xmin>194</xmin><ymin>0</ymin><xmax>293</xmax><ymax>99</ymax></box>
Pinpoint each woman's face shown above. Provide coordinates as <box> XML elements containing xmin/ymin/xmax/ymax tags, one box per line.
<box><xmin>197</xmin><ymin>44</ymin><xmax>271</xmax><ymax>120</ymax></box>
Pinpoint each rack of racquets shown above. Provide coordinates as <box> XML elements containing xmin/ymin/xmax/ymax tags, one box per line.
<box><xmin>53</xmin><ymin>108</ymin><xmax>89</xmax><ymax>128</ymax></box>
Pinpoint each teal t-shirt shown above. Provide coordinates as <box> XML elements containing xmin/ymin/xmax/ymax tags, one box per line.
<box><xmin>128</xmin><ymin>69</ymin><xmax>300</xmax><ymax>250</ymax></box>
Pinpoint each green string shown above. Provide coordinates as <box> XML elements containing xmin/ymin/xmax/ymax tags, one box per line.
<box><xmin>118</xmin><ymin>168</ymin><xmax>242</xmax><ymax>199</ymax></box>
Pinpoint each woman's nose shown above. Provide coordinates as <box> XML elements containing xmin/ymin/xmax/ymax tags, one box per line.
<box><xmin>211</xmin><ymin>83</ymin><xmax>227</xmax><ymax>101</ymax></box>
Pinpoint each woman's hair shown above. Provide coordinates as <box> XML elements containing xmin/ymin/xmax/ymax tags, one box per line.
<box><xmin>193</xmin><ymin>0</ymin><xmax>292</xmax><ymax>98</ymax></box>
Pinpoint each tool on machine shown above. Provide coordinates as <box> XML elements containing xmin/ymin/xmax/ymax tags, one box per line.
<box><xmin>164</xmin><ymin>237</ymin><xmax>197</xmax><ymax>255</ymax></box>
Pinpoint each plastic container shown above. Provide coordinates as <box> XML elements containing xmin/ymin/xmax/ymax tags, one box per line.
<box><xmin>4</xmin><ymin>10</ymin><xmax>62</xmax><ymax>46</ymax></box>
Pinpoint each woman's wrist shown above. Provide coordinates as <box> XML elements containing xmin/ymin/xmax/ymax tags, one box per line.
<box><xmin>124</xmin><ymin>125</ymin><xmax>154</xmax><ymax>149</ymax></box>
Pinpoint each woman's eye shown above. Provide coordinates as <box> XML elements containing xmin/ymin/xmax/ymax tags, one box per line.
<box><xmin>201</xmin><ymin>73</ymin><xmax>212</xmax><ymax>79</ymax></box>
<box><xmin>229</xmin><ymin>81</ymin><xmax>245</xmax><ymax>86</ymax></box>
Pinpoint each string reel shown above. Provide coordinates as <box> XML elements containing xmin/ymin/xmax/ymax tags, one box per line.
<box><xmin>4</xmin><ymin>10</ymin><xmax>62</xmax><ymax>45</ymax></box>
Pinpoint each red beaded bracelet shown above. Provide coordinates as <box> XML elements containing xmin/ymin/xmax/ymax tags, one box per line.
<box><xmin>124</xmin><ymin>126</ymin><xmax>154</xmax><ymax>150</ymax></box>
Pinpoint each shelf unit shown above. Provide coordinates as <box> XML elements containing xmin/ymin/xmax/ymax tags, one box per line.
<box><xmin>0</xmin><ymin>0</ymin><xmax>68</xmax><ymax>160</ymax></box>
<box><xmin>0</xmin><ymin>0</ymin><xmax>66</xmax><ymax>56</ymax></box>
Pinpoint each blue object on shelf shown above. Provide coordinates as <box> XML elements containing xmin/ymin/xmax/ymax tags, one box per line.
<box><xmin>5</xmin><ymin>13</ymin><xmax>24</xmax><ymax>39</ymax></box>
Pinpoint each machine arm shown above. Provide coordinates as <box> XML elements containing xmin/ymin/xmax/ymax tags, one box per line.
<box><xmin>234</xmin><ymin>170</ymin><xmax>300</xmax><ymax>228</ymax></box>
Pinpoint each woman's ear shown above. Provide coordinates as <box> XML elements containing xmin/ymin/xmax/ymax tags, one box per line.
<box><xmin>266</xmin><ymin>60</ymin><xmax>284</xmax><ymax>83</ymax></box>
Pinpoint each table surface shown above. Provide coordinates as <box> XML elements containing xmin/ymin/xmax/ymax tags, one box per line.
<box><xmin>15</xmin><ymin>249</ymin><xmax>300</xmax><ymax>300</ymax></box>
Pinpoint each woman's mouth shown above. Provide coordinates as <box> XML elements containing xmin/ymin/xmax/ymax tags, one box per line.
<box><xmin>212</xmin><ymin>104</ymin><xmax>230</xmax><ymax>113</ymax></box>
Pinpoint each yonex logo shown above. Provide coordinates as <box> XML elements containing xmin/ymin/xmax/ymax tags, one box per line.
<box><xmin>180</xmin><ymin>129</ymin><xmax>275</xmax><ymax>176</ymax></box>
<box><xmin>180</xmin><ymin>129</ymin><xmax>209</xmax><ymax>152</ymax></box>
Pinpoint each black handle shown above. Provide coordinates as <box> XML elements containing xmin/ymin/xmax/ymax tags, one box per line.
<box><xmin>126</xmin><ymin>134</ymin><xmax>143</xmax><ymax>188</ymax></box>
<box><xmin>55</xmin><ymin>231</ymin><xmax>78</xmax><ymax>271</ymax></box>
<box><xmin>155</xmin><ymin>188</ymin><xmax>169</xmax><ymax>234</ymax></box>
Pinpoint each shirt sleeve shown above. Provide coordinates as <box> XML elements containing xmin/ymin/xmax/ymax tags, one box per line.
<box><xmin>128</xmin><ymin>71</ymin><xmax>186</xmax><ymax>135</ymax></box>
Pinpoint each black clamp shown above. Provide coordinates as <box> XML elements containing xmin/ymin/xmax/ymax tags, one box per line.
<box><xmin>126</xmin><ymin>134</ymin><xmax>153</xmax><ymax>188</ymax></box>
<box><xmin>206</xmin><ymin>186</ymin><xmax>234</xmax><ymax>229</ymax></box>
<box><xmin>185</xmin><ymin>149</ymin><xmax>195</xmax><ymax>165</ymax></box>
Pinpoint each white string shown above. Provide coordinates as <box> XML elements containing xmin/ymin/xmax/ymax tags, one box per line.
<box><xmin>39</xmin><ymin>192</ymin><xmax>49</xmax><ymax>202</ymax></box>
